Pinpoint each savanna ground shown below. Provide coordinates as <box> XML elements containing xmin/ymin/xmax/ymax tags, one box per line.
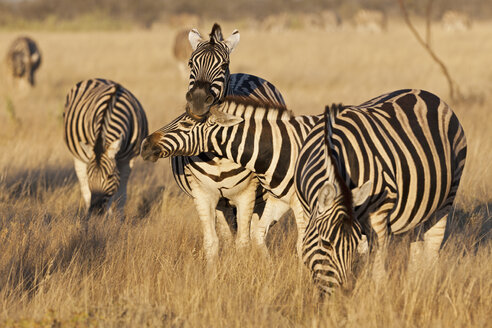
<box><xmin>0</xmin><ymin>21</ymin><xmax>491</xmax><ymax>327</ymax></box>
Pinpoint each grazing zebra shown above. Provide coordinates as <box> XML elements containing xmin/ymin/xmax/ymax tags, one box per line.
<box><xmin>353</xmin><ymin>9</ymin><xmax>387</xmax><ymax>33</ymax></box>
<box><xmin>173</xmin><ymin>29</ymin><xmax>193</xmax><ymax>79</ymax></box>
<box><xmin>296</xmin><ymin>90</ymin><xmax>466</xmax><ymax>293</ymax></box>
<box><xmin>441</xmin><ymin>11</ymin><xmax>472</xmax><ymax>32</ymax></box>
<box><xmin>5</xmin><ymin>36</ymin><xmax>41</xmax><ymax>88</ymax></box>
<box><xmin>296</xmin><ymin>104</ymin><xmax>372</xmax><ymax>294</ymax></box>
<box><xmin>141</xmin><ymin>96</ymin><xmax>321</xmax><ymax>259</ymax></box>
<box><xmin>166</xmin><ymin>23</ymin><xmax>288</xmax><ymax>264</ymax></box>
<box><xmin>64</xmin><ymin>78</ymin><xmax>148</xmax><ymax>216</ymax></box>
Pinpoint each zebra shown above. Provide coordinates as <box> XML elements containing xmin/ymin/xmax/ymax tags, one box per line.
<box><xmin>441</xmin><ymin>11</ymin><xmax>472</xmax><ymax>32</ymax></box>
<box><xmin>141</xmin><ymin>96</ymin><xmax>322</xmax><ymax>259</ymax></box>
<box><xmin>353</xmin><ymin>9</ymin><xmax>387</xmax><ymax>33</ymax></box>
<box><xmin>173</xmin><ymin>29</ymin><xmax>193</xmax><ymax>79</ymax></box>
<box><xmin>167</xmin><ymin>23</ymin><xmax>288</xmax><ymax>265</ymax></box>
<box><xmin>64</xmin><ymin>78</ymin><xmax>148</xmax><ymax>216</ymax></box>
<box><xmin>296</xmin><ymin>90</ymin><xmax>466</xmax><ymax>293</ymax></box>
<box><xmin>5</xmin><ymin>36</ymin><xmax>41</xmax><ymax>88</ymax></box>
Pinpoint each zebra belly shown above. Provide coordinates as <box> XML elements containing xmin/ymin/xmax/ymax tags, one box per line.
<box><xmin>184</xmin><ymin>154</ymin><xmax>256</xmax><ymax>197</ymax></box>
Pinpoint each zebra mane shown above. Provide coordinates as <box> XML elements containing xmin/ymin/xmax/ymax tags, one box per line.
<box><xmin>209</xmin><ymin>23</ymin><xmax>224</xmax><ymax>44</ymax></box>
<box><xmin>223</xmin><ymin>95</ymin><xmax>292</xmax><ymax>118</ymax></box>
<box><xmin>94</xmin><ymin>82</ymin><xmax>121</xmax><ymax>162</ymax></box>
<box><xmin>324</xmin><ymin>104</ymin><xmax>355</xmax><ymax>225</ymax></box>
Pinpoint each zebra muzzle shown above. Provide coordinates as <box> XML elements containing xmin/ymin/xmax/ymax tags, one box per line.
<box><xmin>140</xmin><ymin>136</ymin><xmax>164</xmax><ymax>162</ymax></box>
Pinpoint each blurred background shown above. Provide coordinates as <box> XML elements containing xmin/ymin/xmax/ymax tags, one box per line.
<box><xmin>0</xmin><ymin>1</ymin><xmax>491</xmax><ymax>326</ymax></box>
<box><xmin>1</xmin><ymin>0</ymin><xmax>492</xmax><ymax>29</ymax></box>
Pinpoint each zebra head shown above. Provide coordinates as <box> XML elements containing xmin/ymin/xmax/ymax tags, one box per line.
<box><xmin>140</xmin><ymin>105</ymin><xmax>243</xmax><ymax>162</ymax></box>
<box><xmin>305</xmin><ymin>180</ymin><xmax>371</xmax><ymax>295</ymax></box>
<box><xmin>80</xmin><ymin>138</ymin><xmax>122</xmax><ymax>216</ymax></box>
<box><xmin>185</xmin><ymin>23</ymin><xmax>240</xmax><ymax>118</ymax></box>
<box><xmin>303</xmin><ymin>104</ymin><xmax>372</xmax><ymax>295</ymax></box>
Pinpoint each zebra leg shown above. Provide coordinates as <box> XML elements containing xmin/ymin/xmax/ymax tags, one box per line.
<box><xmin>190</xmin><ymin>182</ymin><xmax>221</xmax><ymax>266</ymax></box>
<box><xmin>252</xmin><ymin>197</ymin><xmax>291</xmax><ymax>256</ymax></box>
<box><xmin>409</xmin><ymin>205</ymin><xmax>450</xmax><ymax>272</ymax></box>
<box><xmin>73</xmin><ymin>157</ymin><xmax>91</xmax><ymax>210</ymax></box>
<box><xmin>423</xmin><ymin>205</ymin><xmax>450</xmax><ymax>259</ymax></box>
<box><xmin>112</xmin><ymin>160</ymin><xmax>132</xmax><ymax>217</ymax></box>
<box><xmin>368</xmin><ymin>206</ymin><xmax>393</xmax><ymax>281</ymax></box>
<box><xmin>231</xmin><ymin>186</ymin><xmax>257</xmax><ymax>250</ymax></box>
<box><xmin>215</xmin><ymin>208</ymin><xmax>234</xmax><ymax>244</ymax></box>
<box><xmin>291</xmin><ymin>196</ymin><xmax>309</xmax><ymax>262</ymax></box>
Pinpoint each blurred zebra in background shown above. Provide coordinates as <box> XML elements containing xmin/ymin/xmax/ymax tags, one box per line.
<box><xmin>353</xmin><ymin>9</ymin><xmax>387</xmax><ymax>33</ymax></box>
<box><xmin>5</xmin><ymin>36</ymin><xmax>41</xmax><ymax>88</ymax></box>
<box><xmin>64</xmin><ymin>78</ymin><xmax>148</xmax><ymax>216</ymax></box>
<box><xmin>173</xmin><ymin>29</ymin><xmax>193</xmax><ymax>79</ymax></box>
<box><xmin>441</xmin><ymin>11</ymin><xmax>472</xmax><ymax>32</ymax></box>
<box><xmin>296</xmin><ymin>90</ymin><xmax>466</xmax><ymax>294</ymax></box>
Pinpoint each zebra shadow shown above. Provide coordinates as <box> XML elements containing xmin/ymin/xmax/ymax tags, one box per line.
<box><xmin>444</xmin><ymin>202</ymin><xmax>492</xmax><ymax>252</ymax></box>
<box><xmin>1</xmin><ymin>165</ymin><xmax>77</xmax><ymax>200</ymax></box>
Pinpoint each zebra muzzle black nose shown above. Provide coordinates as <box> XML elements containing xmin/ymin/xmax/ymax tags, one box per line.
<box><xmin>141</xmin><ymin>137</ymin><xmax>163</xmax><ymax>162</ymax></box>
<box><xmin>186</xmin><ymin>91</ymin><xmax>192</xmax><ymax>103</ymax></box>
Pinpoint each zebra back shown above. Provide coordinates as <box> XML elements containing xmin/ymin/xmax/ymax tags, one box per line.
<box><xmin>327</xmin><ymin>89</ymin><xmax>466</xmax><ymax>234</ymax></box>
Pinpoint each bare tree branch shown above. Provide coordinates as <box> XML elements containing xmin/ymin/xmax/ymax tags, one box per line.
<box><xmin>425</xmin><ymin>0</ymin><xmax>432</xmax><ymax>46</ymax></box>
<box><xmin>398</xmin><ymin>0</ymin><xmax>461</xmax><ymax>101</ymax></box>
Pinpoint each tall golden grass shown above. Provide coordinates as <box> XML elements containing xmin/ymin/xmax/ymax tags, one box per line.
<box><xmin>0</xmin><ymin>22</ymin><xmax>491</xmax><ymax>326</ymax></box>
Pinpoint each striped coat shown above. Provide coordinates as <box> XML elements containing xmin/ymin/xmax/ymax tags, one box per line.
<box><xmin>141</xmin><ymin>97</ymin><xmax>321</xmax><ymax>258</ymax></box>
<box><xmin>64</xmin><ymin>78</ymin><xmax>148</xmax><ymax>215</ymax></box>
<box><xmin>296</xmin><ymin>89</ymin><xmax>467</xmax><ymax>291</ymax></box>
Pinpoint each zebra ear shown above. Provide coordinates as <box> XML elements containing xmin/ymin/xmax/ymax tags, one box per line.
<box><xmin>106</xmin><ymin>138</ymin><xmax>122</xmax><ymax>159</ymax></box>
<box><xmin>30</xmin><ymin>52</ymin><xmax>40</xmax><ymax>63</ymax></box>
<box><xmin>318</xmin><ymin>182</ymin><xmax>337</xmax><ymax>213</ymax></box>
<box><xmin>224</xmin><ymin>30</ymin><xmax>240</xmax><ymax>53</ymax></box>
<box><xmin>210</xmin><ymin>107</ymin><xmax>243</xmax><ymax>127</ymax></box>
<box><xmin>80</xmin><ymin>142</ymin><xmax>94</xmax><ymax>158</ymax></box>
<box><xmin>189</xmin><ymin>29</ymin><xmax>203</xmax><ymax>51</ymax></box>
<box><xmin>352</xmin><ymin>180</ymin><xmax>372</xmax><ymax>207</ymax></box>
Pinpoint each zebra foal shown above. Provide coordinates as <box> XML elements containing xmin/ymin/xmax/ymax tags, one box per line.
<box><xmin>64</xmin><ymin>78</ymin><xmax>148</xmax><ymax>216</ymax></box>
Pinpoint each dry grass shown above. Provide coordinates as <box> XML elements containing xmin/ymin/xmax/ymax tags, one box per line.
<box><xmin>0</xmin><ymin>21</ymin><xmax>491</xmax><ymax>327</ymax></box>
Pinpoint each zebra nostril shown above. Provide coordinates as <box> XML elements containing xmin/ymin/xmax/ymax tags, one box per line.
<box><xmin>186</xmin><ymin>91</ymin><xmax>192</xmax><ymax>103</ymax></box>
<box><xmin>205</xmin><ymin>95</ymin><xmax>214</xmax><ymax>106</ymax></box>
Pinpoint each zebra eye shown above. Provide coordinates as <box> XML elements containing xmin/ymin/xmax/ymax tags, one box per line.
<box><xmin>321</xmin><ymin>239</ymin><xmax>334</xmax><ymax>251</ymax></box>
<box><xmin>107</xmin><ymin>174</ymin><xmax>114</xmax><ymax>180</ymax></box>
<box><xmin>221</xmin><ymin>62</ymin><xmax>229</xmax><ymax>70</ymax></box>
<box><xmin>179</xmin><ymin>121</ymin><xmax>193</xmax><ymax>129</ymax></box>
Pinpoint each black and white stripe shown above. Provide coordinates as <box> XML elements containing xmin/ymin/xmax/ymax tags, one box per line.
<box><xmin>141</xmin><ymin>97</ymin><xmax>321</xmax><ymax>257</ymax></box>
<box><xmin>296</xmin><ymin>89</ymin><xmax>466</xmax><ymax>293</ymax></box>
<box><xmin>5</xmin><ymin>36</ymin><xmax>41</xmax><ymax>87</ymax></box>
<box><xmin>64</xmin><ymin>78</ymin><xmax>148</xmax><ymax>215</ymax></box>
